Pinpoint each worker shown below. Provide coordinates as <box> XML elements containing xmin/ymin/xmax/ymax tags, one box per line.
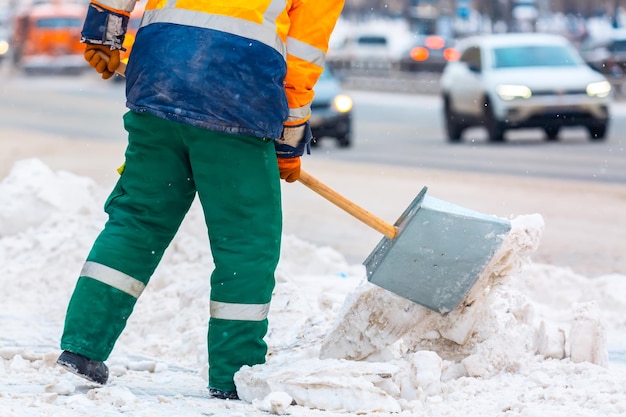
<box><xmin>56</xmin><ymin>0</ymin><xmax>344</xmax><ymax>400</ymax></box>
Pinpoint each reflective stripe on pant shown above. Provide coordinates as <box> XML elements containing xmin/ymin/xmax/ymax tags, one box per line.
<box><xmin>61</xmin><ymin>111</ymin><xmax>282</xmax><ymax>392</ymax></box>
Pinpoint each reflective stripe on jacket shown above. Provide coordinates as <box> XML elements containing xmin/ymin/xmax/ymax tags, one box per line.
<box><xmin>84</xmin><ymin>0</ymin><xmax>344</xmax><ymax>138</ymax></box>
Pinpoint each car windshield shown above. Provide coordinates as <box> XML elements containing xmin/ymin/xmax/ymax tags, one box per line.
<box><xmin>36</xmin><ymin>17</ymin><xmax>83</xmax><ymax>28</ymax></box>
<box><xmin>493</xmin><ymin>45</ymin><xmax>579</xmax><ymax>68</ymax></box>
<box><xmin>357</xmin><ymin>36</ymin><xmax>387</xmax><ymax>46</ymax></box>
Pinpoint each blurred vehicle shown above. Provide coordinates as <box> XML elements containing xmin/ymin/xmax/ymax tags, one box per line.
<box><xmin>11</xmin><ymin>1</ymin><xmax>88</xmax><ymax>74</ymax></box>
<box><xmin>397</xmin><ymin>35</ymin><xmax>459</xmax><ymax>72</ymax></box>
<box><xmin>580</xmin><ymin>29</ymin><xmax>626</xmax><ymax>78</ymax></box>
<box><xmin>440</xmin><ymin>33</ymin><xmax>611</xmax><ymax>143</ymax></box>
<box><xmin>310</xmin><ymin>65</ymin><xmax>353</xmax><ymax>147</ymax></box>
<box><xmin>0</xmin><ymin>5</ymin><xmax>11</xmax><ymax>62</ymax></box>
<box><xmin>327</xmin><ymin>32</ymin><xmax>392</xmax><ymax>71</ymax></box>
<box><xmin>0</xmin><ymin>26</ymin><xmax>10</xmax><ymax>62</ymax></box>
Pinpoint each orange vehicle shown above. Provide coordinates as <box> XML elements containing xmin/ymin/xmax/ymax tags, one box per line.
<box><xmin>12</xmin><ymin>0</ymin><xmax>88</xmax><ymax>74</ymax></box>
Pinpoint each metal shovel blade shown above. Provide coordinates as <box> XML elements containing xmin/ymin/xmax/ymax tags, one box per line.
<box><xmin>363</xmin><ymin>186</ymin><xmax>511</xmax><ymax>313</ymax></box>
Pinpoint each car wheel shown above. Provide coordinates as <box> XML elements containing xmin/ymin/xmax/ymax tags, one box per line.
<box><xmin>337</xmin><ymin>134</ymin><xmax>352</xmax><ymax>148</ymax></box>
<box><xmin>544</xmin><ymin>126</ymin><xmax>560</xmax><ymax>141</ymax></box>
<box><xmin>587</xmin><ymin>124</ymin><xmax>607</xmax><ymax>141</ymax></box>
<box><xmin>443</xmin><ymin>96</ymin><xmax>463</xmax><ymax>143</ymax></box>
<box><xmin>484</xmin><ymin>99</ymin><xmax>505</xmax><ymax>142</ymax></box>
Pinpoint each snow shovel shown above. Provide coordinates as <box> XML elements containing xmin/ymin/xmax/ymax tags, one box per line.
<box><xmin>104</xmin><ymin>55</ymin><xmax>510</xmax><ymax>312</ymax></box>
<box><xmin>297</xmin><ymin>171</ymin><xmax>511</xmax><ymax>313</ymax></box>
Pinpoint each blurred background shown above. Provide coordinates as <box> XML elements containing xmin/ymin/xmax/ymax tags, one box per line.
<box><xmin>3</xmin><ymin>0</ymin><xmax>626</xmax><ymax>87</ymax></box>
<box><xmin>327</xmin><ymin>0</ymin><xmax>626</xmax><ymax>95</ymax></box>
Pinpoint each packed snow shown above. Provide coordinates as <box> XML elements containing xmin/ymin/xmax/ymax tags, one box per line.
<box><xmin>1</xmin><ymin>158</ymin><xmax>626</xmax><ymax>417</ymax></box>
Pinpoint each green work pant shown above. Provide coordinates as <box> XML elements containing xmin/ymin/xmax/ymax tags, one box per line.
<box><xmin>61</xmin><ymin>111</ymin><xmax>282</xmax><ymax>392</ymax></box>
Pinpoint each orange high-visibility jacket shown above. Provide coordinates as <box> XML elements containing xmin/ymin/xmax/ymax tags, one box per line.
<box><xmin>81</xmin><ymin>0</ymin><xmax>344</xmax><ymax>138</ymax></box>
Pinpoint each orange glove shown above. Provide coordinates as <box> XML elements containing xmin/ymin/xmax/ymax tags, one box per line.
<box><xmin>277</xmin><ymin>157</ymin><xmax>301</xmax><ymax>183</ymax></box>
<box><xmin>84</xmin><ymin>44</ymin><xmax>120</xmax><ymax>80</ymax></box>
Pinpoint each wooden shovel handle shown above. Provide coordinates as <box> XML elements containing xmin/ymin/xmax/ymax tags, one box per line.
<box><xmin>298</xmin><ymin>170</ymin><xmax>397</xmax><ymax>239</ymax></box>
<box><xmin>117</xmin><ymin>60</ymin><xmax>127</xmax><ymax>76</ymax></box>
<box><xmin>98</xmin><ymin>53</ymin><xmax>396</xmax><ymax>239</ymax></box>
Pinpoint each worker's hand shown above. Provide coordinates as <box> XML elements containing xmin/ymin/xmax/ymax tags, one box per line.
<box><xmin>275</xmin><ymin>121</ymin><xmax>312</xmax><ymax>159</ymax></box>
<box><xmin>84</xmin><ymin>44</ymin><xmax>120</xmax><ymax>80</ymax></box>
<box><xmin>275</xmin><ymin>121</ymin><xmax>311</xmax><ymax>182</ymax></box>
<box><xmin>277</xmin><ymin>156</ymin><xmax>301</xmax><ymax>183</ymax></box>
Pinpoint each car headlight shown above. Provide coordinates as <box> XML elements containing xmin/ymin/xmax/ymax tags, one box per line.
<box><xmin>586</xmin><ymin>81</ymin><xmax>611</xmax><ymax>98</ymax></box>
<box><xmin>496</xmin><ymin>84</ymin><xmax>532</xmax><ymax>100</ymax></box>
<box><xmin>332</xmin><ymin>94</ymin><xmax>353</xmax><ymax>113</ymax></box>
<box><xmin>0</xmin><ymin>40</ymin><xmax>9</xmax><ymax>56</ymax></box>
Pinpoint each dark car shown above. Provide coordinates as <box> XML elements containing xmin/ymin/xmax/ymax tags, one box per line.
<box><xmin>309</xmin><ymin>66</ymin><xmax>353</xmax><ymax>147</ymax></box>
<box><xmin>398</xmin><ymin>35</ymin><xmax>460</xmax><ymax>72</ymax></box>
<box><xmin>0</xmin><ymin>8</ymin><xmax>9</xmax><ymax>63</ymax></box>
<box><xmin>0</xmin><ymin>27</ymin><xmax>9</xmax><ymax>63</ymax></box>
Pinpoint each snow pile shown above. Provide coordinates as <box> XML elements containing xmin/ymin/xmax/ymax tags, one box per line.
<box><xmin>1</xmin><ymin>159</ymin><xmax>626</xmax><ymax>417</ymax></box>
<box><xmin>0</xmin><ymin>158</ymin><xmax>104</xmax><ymax>237</ymax></box>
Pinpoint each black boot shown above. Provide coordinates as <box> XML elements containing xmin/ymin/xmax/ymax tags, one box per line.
<box><xmin>209</xmin><ymin>388</ymin><xmax>239</xmax><ymax>400</ymax></box>
<box><xmin>57</xmin><ymin>350</ymin><xmax>109</xmax><ymax>385</ymax></box>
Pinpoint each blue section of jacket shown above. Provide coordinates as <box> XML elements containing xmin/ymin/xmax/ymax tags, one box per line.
<box><xmin>125</xmin><ymin>23</ymin><xmax>289</xmax><ymax>139</ymax></box>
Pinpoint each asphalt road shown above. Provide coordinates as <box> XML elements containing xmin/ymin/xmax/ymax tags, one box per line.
<box><xmin>2</xmin><ymin>70</ymin><xmax>625</xmax><ymax>185</ymax></box>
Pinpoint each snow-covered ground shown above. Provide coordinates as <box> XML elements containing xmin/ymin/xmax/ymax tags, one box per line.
<box><xmin>1</xmin><ymin>126</ymin><xmax>626</xmax><ymax>417</ymax></box>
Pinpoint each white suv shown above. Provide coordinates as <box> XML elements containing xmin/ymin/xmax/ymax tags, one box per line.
<box><xmin>440</xmin><ymin>33</ymin><xmax>612</xmax><ymax>142</ymax></box>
